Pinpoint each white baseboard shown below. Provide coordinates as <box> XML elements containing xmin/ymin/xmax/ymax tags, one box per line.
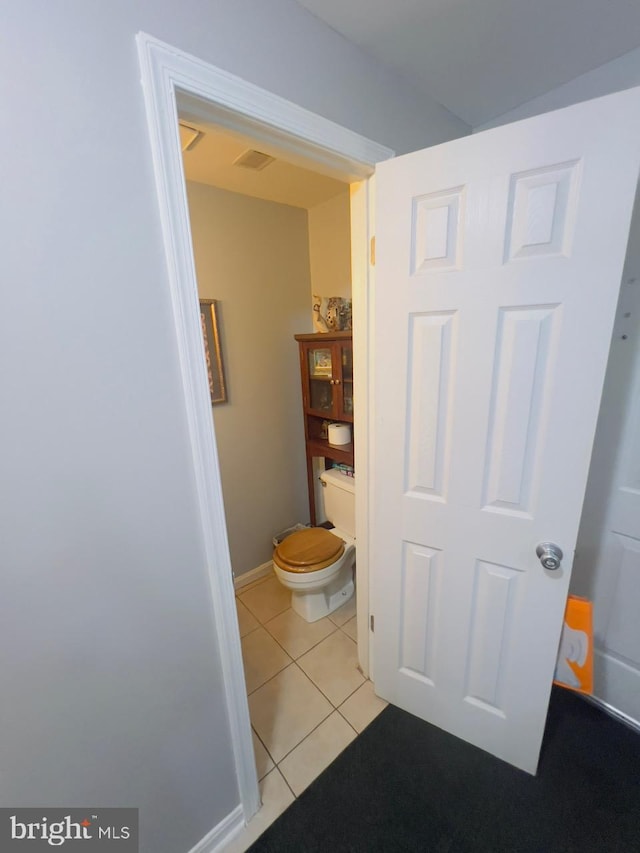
<box><xmin>234</xmin><ymin>561</ymin><xmax>273</xmax><ymax>591</ymax></box>
<box><xmin>588</xmin><ymin>648</ymin><xmax>640</xmax><ymax>731</ymax></box>
<box><xmin>188</xmin><ymin>805</ymin><xmax>245</xmax><ymax>853</ymax></box>
<box><xmin>581</xmin><ymin>692</ymin><xmax>640</xmax><ymax>734</ymax></box>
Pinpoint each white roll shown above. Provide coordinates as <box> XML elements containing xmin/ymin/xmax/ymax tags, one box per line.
<box><xmin>328</xmin><ymin>423</ymin><xmax>351</xmax><ymax>446</ymax></box>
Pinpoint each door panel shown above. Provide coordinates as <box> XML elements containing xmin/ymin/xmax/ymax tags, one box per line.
<box><xmin>372</xmin><ymin>87</ymin><xmax>640</xmax><ymax>773</ymax></box>
<box><xmin>405</xmin><ymin>311</ymin><xmax>456</xmax><ymax>497</ymax></box>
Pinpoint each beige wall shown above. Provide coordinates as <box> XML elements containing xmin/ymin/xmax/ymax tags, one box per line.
<box><xmin>306</xmin><ymin>189</ymin><xmax>352</xmax><ymax>511</ymax></box>
<box><xmin>186</xmin><ymin>181</ymin><xmax>313</xmax><ymax>577</ymax></box>
<box><xmin>308</xmin><ymin>189</ymin><xmax>352</xmax><ymax>300</ymax></box>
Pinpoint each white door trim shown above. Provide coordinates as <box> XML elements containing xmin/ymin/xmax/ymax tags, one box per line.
<box><xmin>350</xmin><ymin>176</ymin><xmax>377</xmax><ymax>674</ymax></box>
<box><xmin>136</xmin><ymin>32</ymin><xmax>393</xmax><ymax>822</ymax></box>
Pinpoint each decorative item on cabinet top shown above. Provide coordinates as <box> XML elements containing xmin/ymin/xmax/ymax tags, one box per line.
<box><xmin>199</xmin><ymin>299</ymin><xmax>227</xmax><ymax>404</ymax></box>
<box><xmin>312</xmin><ymin>295</ymin><xmax>352</xmax><ymax>333</ymax></box>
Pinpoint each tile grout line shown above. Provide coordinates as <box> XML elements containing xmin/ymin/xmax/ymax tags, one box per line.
<box><xmin>239</xmin><ymin>601</ymin><xmax>291</xmax><ymax>625</ymax></box>
<box><xmin>235</xmin><ymin>573</ymin><xmax>275</xmax><ymax>596</ymax></box>
<box><xmin>272</xmin><ymin>704</ymin><xmax>336</xmax><ymax>772</ymax></box>
<box><xmin>246</xmin><ymin>659</ymin><xmax>295</xmax><ymax>697</ymax></box>
<box><xmin>243</xmin><ymin>625</ymin><xmax>363</xmax><ymax>704</ymax></box>
<box><xmin>291</xmin><ymin>659</ymin><xmax>338</xmax><ymax>708</ymax></box>
<box><xmin>274</xmin><ymin>765</ymin><xmax>297</xmax><ymax>801</ymax></box>
<box><xmin>268</xmin><ymin>687</ymin><xmax>382</xmax><ymax>799</ymax></box>
<box><xmin>243</xmin><ymin>598</ymin><xmax>354</xmax><ymax>667</ymax></box>
<box><xmin>251</xmin><ymin>725</ymin><xmax>278</xmax><ymax>774</ymax></box>
<box><xmin>337</xmin><ymin>623</ymin><xmax>358</xmax><ymax>642</ymax></box>
<box><xmin>250</xmin><ymin>660</ymin><xmax>362</xmax><ymax>771</ymax></box>
<box><xmin>236</xmin><ymin>576</ymin><xmax>291</xmax><ymax>621</ymax></box>
<box><xmin>243</xmin><ymin>637</ymin><xmax>357</xmax><ymax>694</ymax></box>
<box><xmin>239</xmin><ymin>624</ymin><xmax>263</xmax><ymax>641</ymax></box>
<box><xmin>336</xmin><ymin>678</ymin><xmax>370</xmax><ymax>709</ymax></box>
<box><xmin>261</xmin><ymin>620</ymin><xmax>341</xmax><ymax>661</ymax></box>
<box><xmin>241</xmin><ymin>623</ymin><xmax>295</xmax><ymax>691</ymax></box>
<box><xmin>274</xmin><ymin>700</ymin><xmax>364</xmax><ymax>794</ymax></box>
<box><xmin>289</xmin><ymin>658</ymin><xmax>365</xmax><ymax>716</ymax></box>
<box><xmin>334</xmin><ymin>705</ymin><xmax>362</xmax><ymax>737</ymax></box>
<box><xmin>239</xmin><ymin>591</ymin><xmax>355</xmax><ymax>634</ymax></box>
<box><xmin>275</xmin><ymin>685</ymin><xmax>385</xmax><ymax>788</ymax></box>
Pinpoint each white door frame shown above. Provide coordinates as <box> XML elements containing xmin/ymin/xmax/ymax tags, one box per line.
<box><xmin>136</xmin><ymin>32</ymin><xmax>393</xmax><ymax>821</ymax></box>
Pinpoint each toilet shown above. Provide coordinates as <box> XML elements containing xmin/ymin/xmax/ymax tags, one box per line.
<box><xmin>272</xmin><ymin>469</ymin><xmax>355</xmax><ymax>622</ymax></box>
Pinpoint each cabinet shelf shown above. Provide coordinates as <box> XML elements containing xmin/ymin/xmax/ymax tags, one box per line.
<box><xmin>307</xmin><ymin>437</ymin><xmax>354</xmax><ymax>461</ymax></box>
<box><xmin>303</xmin><ymin>408</ymin><xmax>353</xmax><ymax>424</ymax></box>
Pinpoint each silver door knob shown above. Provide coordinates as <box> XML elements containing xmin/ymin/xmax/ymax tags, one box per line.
<box><xmin>536</xmin><ymin>542</ymin><xmax>563</xmax><ymax>571</ymax></box>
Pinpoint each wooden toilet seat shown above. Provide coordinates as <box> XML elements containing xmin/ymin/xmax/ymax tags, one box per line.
<box><xmin>273</xmin><ymin>528</ymin><xmax>345</xmax><ymax>573</ymax></box>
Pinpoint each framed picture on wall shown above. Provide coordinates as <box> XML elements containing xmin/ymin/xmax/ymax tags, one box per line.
<box><xmin>199</xmin><ymin>299</ymin><xmax>227</xmax><ymax>404</ymax></box>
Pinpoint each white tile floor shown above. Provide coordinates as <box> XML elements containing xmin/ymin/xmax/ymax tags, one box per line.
<box><xmin>227</xmin><ymin>570</ymin><xmax>387</xmax><ymax>851</ymax></box>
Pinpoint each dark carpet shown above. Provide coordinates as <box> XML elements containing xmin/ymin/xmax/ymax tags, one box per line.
<box><xmin>247</xmin><ymin>688</ymin><xmax>640</xmax><ymax>852</ymax></box>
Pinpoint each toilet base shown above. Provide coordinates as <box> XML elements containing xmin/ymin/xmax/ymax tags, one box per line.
<box><xmin>290</xmin><ymin>565</ymin><xmax>354</xmax><ymax>623</ymax></box>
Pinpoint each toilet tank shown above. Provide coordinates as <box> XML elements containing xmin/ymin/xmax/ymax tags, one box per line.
<box><xmin>319</xmin><ymin>469</ymin><xmax>355</xmax><ymax>538</ymax></box>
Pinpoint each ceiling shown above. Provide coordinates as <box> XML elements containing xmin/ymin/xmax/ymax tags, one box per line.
<box><xmin>179</xmin><ymin>120</ymin><xmax>348</xmax><ymax>210</ymax></box>
<box><xmin>295</xmin><ymin>0</ymin><xmax>640</xmax><ymax>127</ymax></box>
<box><xmin>180</xmin><ymin>4</ymin><xmax>640</xmax><ymax>200</ymax></box>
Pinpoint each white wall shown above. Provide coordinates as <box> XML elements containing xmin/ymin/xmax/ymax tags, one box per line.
<box><xmin>186</xmin><ymin>181</ymin><xmax>312</xmax><ymax>577</ymax></box>
<box><xmin>308</xmin><ymin>190</ymin><xmax>353</xmax><ymax>300</ymax></box>
<box><xmin>0</xmin><ymin>2</ymin><xmax>466</xmax><ymax>851</ymax></box>
<box><xmin>475</xmin><ymin>47</ymin><xmax>640</xmax><ymax>131</ymax></box>
<box><xmin>573</xmin><ymin>201</ymin><xmax>640</xmax><ymax>724</ymax></box>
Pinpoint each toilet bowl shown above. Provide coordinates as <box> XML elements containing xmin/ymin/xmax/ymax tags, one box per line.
<box><xmin>272</xmin><ymin>469</ymin><xmax>355</xmax><ymax>622</ymax></box>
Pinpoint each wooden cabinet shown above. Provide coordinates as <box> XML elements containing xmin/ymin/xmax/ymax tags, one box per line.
<box><xmin>295</xmin><ymin>332</ymin><xmax>353</xmax><ymax>524</ymax></box>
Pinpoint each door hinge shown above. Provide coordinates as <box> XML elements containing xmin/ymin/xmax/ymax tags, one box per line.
<box><xmin>370</xmin><ymin>235</ymin><xmax>376</xmax><ymax>266</ymax></box>
<box><xmin>370</xmin><ymin>614</ymin><xmax>375</xmax><ymax>632</ymax></box>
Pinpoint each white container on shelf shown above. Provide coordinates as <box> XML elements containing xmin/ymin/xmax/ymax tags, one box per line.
<box><xmin>327</xmin><ymin>423</ymin><xmax>351</xmax><ymax>446</ymax></box>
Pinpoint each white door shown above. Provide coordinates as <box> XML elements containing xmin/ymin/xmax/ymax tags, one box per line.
<box><xmin>371</xmin><ymin>87</ymin><xmax>640</xmax><ymax>774</ymax></box>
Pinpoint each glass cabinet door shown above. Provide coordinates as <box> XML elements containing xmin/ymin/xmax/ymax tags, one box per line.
<box><xmin>307</xmin><ymin>346</ymin><xmax>335</xmax><ymax>414</ymax></box>
<box><xmin>339</xmin><ymin>343</ymin><xmax>354</xmax><ymax>418</ymax></box>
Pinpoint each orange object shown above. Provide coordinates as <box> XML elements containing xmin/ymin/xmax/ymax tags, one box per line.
<box><xmin>554</xmin><ymin>595</ymin><xmax>593</xmax><ymax>695</ymax></box>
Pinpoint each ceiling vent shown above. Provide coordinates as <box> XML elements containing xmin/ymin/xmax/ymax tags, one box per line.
<box><xmin>233</xmin><ymin>149</ymin><xmax>275</xmax><ymax>171</ymax></box>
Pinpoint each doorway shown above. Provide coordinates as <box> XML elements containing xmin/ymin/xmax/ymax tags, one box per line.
<box><xmin>137</xmin><ymin>31</ymin><xmax>393</xmax><ymax>825</ymax></box>
<box><xmin>179</xmin><ymin>117</ymin><xmax>388</xmax><ymax>800</ymax></box>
